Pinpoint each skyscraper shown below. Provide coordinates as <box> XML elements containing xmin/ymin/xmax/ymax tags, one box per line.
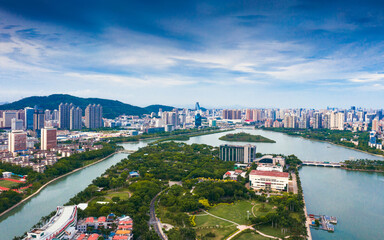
<box><xmin>59</xmin><ymin>103</ymin><xmax>73</xmax><ymax>129</ymax></box>
<box><xmin>25</xmin><ymin>107</ymin><xmax>34</xmax><ymax>130</ymax></box>
<box><xmin>314</xmin><ymin>112</ymin><xmax>323</xmax><ymax>129</ymax></box>
<box><xmin>70</xmin><ymin>106</ymin><xmax>82</xmax><ymax>130</ymax></box>
<box><xmin>85</xmin><ymin>104</ymin><xmax>103</xmax><ymax>129</ymax></box>
<box><xmin>8</xmin><ymin>130</ymin><xmax>27</xmax><ymax>153</ymax></box>
<box><xmin>41</xmin><ymin>128</ymin><xmax>57</xmax><ymax>151</ymax></box>
<box><xmin>33</xmin><ymin>109</ymin><xmax>45</xmax><ymax>131</ymax></box>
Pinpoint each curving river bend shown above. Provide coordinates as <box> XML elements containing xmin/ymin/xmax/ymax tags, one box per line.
<box><xmin>1</xmin><ymin>129</ymin><xmax>383</xmax><ymax>240</ymax></box>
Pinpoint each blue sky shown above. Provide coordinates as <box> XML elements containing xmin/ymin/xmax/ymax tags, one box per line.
<box><xmin>1</xmin><ymin>0</ymin><xmax>384</xmax><ymax>108</ymax></box>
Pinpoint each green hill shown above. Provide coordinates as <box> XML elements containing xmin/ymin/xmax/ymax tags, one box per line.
<box><xmin>0</xmin><ymin>94</ymin><xmax>174</xmax><ymax>119</ymax></box>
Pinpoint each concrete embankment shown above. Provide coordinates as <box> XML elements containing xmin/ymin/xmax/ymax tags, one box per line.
<box><xmin>303</xmin><ymin>195</ymin><xmax>313</xmax><ymax>240</ymax></box>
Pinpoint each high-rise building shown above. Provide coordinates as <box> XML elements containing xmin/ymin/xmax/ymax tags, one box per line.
<box><xmin>70</xmin><ymin>106</ymin><xmax>82</xmax><ymax>130</ymax></box>
<box><xmin>8</xmin><ymin>130</ymin><xmax>27</xmax><ymax>153</ymax></box>
<box><xmin>52</xmin><ymin>109</ymin><xmax>59</xmax><ymax>121</ymax></box>
<box><xmin>330</xmin><ymin>112</ymin><xmax>344</xmax><ymax>130</ymax></box>
<box><xmin>85</xmin><ymin>104</ymin><xmax>103</xmax><ymax>129</ymax></box>
<box><xmin>219</xmin><ymin>144</ymin><xmax>257</xmax><ymax>163</ymax></box>
<box><xmin>372</xmin><ymin>118</ymin><xmax>379</xmax><ymax>132</ymax></box>
<box><xmin>11</xmin><ymin>118</ymin><xmax>24</xmax><ymax>130</ymax></box>
<box><xmin>59</xmin><ymin>103</ymin><xmax>73</xmax><ymax>129</ymax></box>
<box><xmin>314</xmin><ymin>112</ymin><xmax>323</xmax><ymax>129</ymax></box>
<box><xmin>25</xmin><ymin>107</ymin><xmax>35</xmax><ymax>130</ymax></box>
<box><xmin>33</xmin><ymin>109</ymin><xmax>45</xmax><ymax>131</ymax></box>
<box><xmin>3</xmin><ymin>111</ymin><xmax>17</xmax><ymax>128</ymax></box>
<box><xmin>44</xmin><ymin>109</ymin><xmax>51</xmax><ymax>121</ymax></box>
<box><xmin>41</xmin><ymin>127</ymin><xmax>57</xmax><ymax>151</ymax></box>
<box><xmin>246</xmin><ymin>109</ymin><xmax>253</xmax><ymax>121</ymax></box>
<box><xmin>222</xmin><ymin>109</ymin><xmax>241</xmax><ymax>120</ymax></box>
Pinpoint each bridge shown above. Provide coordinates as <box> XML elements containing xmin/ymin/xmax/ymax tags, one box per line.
<box><xmin>118</xmin><ymin>149</ymin><xmax>136</xmax><ymax>154</ymax></box>
<box><xmin>301</xmin><ymin>161</ymin><xmax>343</xmax><ymax>168</ymax></box>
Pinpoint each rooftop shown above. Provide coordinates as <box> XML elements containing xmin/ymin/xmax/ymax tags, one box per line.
<box><xmin>249</xmin><ymin>170</ymin><xmax>289</xmax><ymax>178</ymax></box>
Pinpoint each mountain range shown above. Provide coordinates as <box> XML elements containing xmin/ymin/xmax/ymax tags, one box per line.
<box><xmin>0</xmin><ymin>94</ymin><xmax>174</xmax><ymax>119</ymax></box>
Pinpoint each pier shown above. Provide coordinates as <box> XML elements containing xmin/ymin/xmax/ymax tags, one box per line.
<box><xmin>308</xmin><ymin>214</ymin><xmax>337</xmax><ymax>232</ymax></box>
<box><xmin>301</xmin><ymin>161</ymin><xmax>343</xmax><ymax>168</ymax></box>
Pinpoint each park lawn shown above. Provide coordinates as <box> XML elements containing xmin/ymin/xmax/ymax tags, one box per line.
<box><xmin>236</xmin><ymin>230</ymin><xmax>270</xmax><ymax>240</ymax></box>
<box><xmin>256</xmin><ymin>225</ymin><xmax>288</xmax><ymax>239</ymax></box>
<box><xmin>252</xmin><ymin>202</ymin><xmax>276</xmax><ymax>217</ymax></box>
<box><xmin>0</xmin><ymin>180</ymin><xmax>19</xmax><ymax>188</ymax></box>
<box><xmin>103</xmin><ymin>188</ymin><xmax>131</xmax><ymax>202</ymax></box>
<box><xmin>208</xmin><ymin>200</ymin><xmax>253</xmax><ymax>225</ymax></box>
<box><xmin>195</xmin><ymin>214</ymin><xmax>235</xmax><ymax>228</ymax></box>
<box><xmin>195</xmin><ymin>225</ymin><xmax>238</xmax><ymax>240</ymax></box>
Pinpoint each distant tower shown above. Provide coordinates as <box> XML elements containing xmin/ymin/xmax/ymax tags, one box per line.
<box><xmin>195</xmin><ymin>102</ymin><xmax>202</xmax><ymax>127</ymax></box>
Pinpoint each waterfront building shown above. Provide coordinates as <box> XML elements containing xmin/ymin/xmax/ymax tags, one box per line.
<box><xmin>11</xmin><ymin>118</ymin><xmax>24</xmax><ymax>130</ymax></box>
<box><xmin>25</xmin><ymin>107</ymin><xmax>35</xmax><ymax>130</ymax></box>
<box><xmin>41</xmin><ymin>128</ymin><xmax>57</xmax><ymax>151</ymax></box>
<box><xmin>249</xmin><ymin>170</ymin><xmax>289</xmax><ymax>191</ymax></box>
<box><xmin>85</xmin><ymin>104</ymin><xmax>103</xmax><ymax>129</ymax></box>
<box><xmin>257</xmin><ymin>164</ymin><xmax>284</xmax><ymax>172</ymax></box>
<box><xmin>219</xmin><ymin>144</ymin><xmax>256</xmax><ymax>163</ymax></box>
<box><xmin>8</xmin><ymin>130</ymin><xmax>27</xmax><ymax>153</ymax></box>
<box><xmin>26</xmin><ymin>205</ymin><xmax>77</xmax><ymax>240</ymax></box>
<box><xmin>255</xmin><ymin>155</ymin><xmax>285</xmax><ymax>167</ymax></box>
<box><xmin>59</xmin><ymin>103</ymin><xmax>74</xmax><ymax>129</ymax></box>
<box><xmin>70</xmin><ymin>106</ymin><xmax>83</xmax><ymax>130</ymax></box>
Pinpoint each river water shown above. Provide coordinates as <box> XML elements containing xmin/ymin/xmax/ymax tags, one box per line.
<box><xmin>1</xmin><ymin>129</ymin><xmax>383</xmax><ymax>240</ymax></box>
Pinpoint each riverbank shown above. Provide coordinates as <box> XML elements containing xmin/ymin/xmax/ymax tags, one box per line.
<box><xmin>303</xmin><ymin>195</ymin><xmax>313</xmax><ymax>240</ymax></box>
<box><xmin>262</xmin><ymin>128</ymin><xmax>384</xmax><ymax>159</ymax></box>
<box><xmin>341</xmin><ymin>167</ymin><xmax>384</xmax><ymax>173</ymax></box>
<box><xmin>0</xmin><ymin>151</ymin><xmax>119</xmax><ymax>218</ymax></box>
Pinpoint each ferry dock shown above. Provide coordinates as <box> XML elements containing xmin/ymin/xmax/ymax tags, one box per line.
<box><xmin>308</xmin><ymin>214</ymin><xmax>338</xmax><ymax>232</ymax></box>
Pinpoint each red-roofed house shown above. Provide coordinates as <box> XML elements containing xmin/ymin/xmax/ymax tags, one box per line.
<box><xmin>249</xmin><ymin>170</ymin><xmax>289</xmax><ymax>191</ymax></box>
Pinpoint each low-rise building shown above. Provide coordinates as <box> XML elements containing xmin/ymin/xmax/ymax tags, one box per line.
<box><xmin>249</xmin><ymin>170</ymin><xmax>289</xmax><ymax>191</ymax></box>
<box><xmin>222</xmin><ymin>170</ymin><xmax>246</xmax><ymax>180</ymax></box>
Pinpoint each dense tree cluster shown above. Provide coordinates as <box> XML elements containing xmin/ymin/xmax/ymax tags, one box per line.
<box><xmin>343</xmin><ymin>159</ymin><xmax>384</xmax><ymax>171</ymax></box>
<box><xmin>219</xmin><ymin>132</ymin><xmax>276</xmax><ymax>143</ymax></box>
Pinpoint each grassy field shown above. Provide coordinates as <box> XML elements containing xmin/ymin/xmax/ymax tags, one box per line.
<box><xmin>207</xmin><ymin>200</ymin><xmax>277</xmax><ymax>225</ymax></box>
<box><xmin>103</xmin><ymin>188</ymin><xmax>131</xmax><ymax>202</ymax></box>
<box><xmin>195</xmin><ymin>225</ymin><xmax>238</xmax><ymax>240</ymax></box>
<box><xmin>0</xmin><ymin>180</ymin><xmax>19</xmax><ymax>188</ymax></box>
<box><xmin>255</xmin><ymin>225</ymin><xmax>288</xmax><ymax>239</ymax></box>
<box><xmin>235</xmin><ymin>230</ymin><xmax>270</xmax><ymax>240</ymax></box>
<box><xmin>195</xmin><ymin>214</ymin><xmax>235</xmax><ymax>227</ymax></box>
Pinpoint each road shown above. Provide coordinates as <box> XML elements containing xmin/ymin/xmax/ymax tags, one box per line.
<box><xmin>149</xmin><ymin>190</ymin><xmax>168</xmax><ymax>240</ymax></box>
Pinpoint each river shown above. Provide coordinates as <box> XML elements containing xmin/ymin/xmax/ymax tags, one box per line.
<box><xmin>1</xmin><ymin>129</ymin><xmax>383</xmax><ymax>240</ymax></box>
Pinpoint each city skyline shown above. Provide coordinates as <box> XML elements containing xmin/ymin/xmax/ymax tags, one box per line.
<box><xmin>1</xmin><ymin>1</ymin><xmax>384</xmax><ymax>108</ymax></box>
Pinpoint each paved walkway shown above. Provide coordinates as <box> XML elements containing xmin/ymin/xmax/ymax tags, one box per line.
<box><xmin>202</xmin><ymin>209</ymin><xmax>284</xmax><ymax>240</ymax></box>
<box><xmin>202</xmin><ymin>210</ymin><xmax>240</xmax><ymax>226</ymax></box>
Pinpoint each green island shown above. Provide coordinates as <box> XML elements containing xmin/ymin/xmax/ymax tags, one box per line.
<box><xmin>264</xmin><ymin>127</ymin><xmax>384</xmax><ymax>156</ymax></box>
<box><xmin>342</xmin><ymin>159</ymin><xmax>384</xmax><ymax>172</ymax></box>
<box><xmin>17</xmin><ymin>141</ymin><xmax>307</xmax><ymax>240</ymax></box>
<box><xmin>219</xmin><ymin>132</ymin><xmax>276</xmax><ymax>143</ymax></box>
